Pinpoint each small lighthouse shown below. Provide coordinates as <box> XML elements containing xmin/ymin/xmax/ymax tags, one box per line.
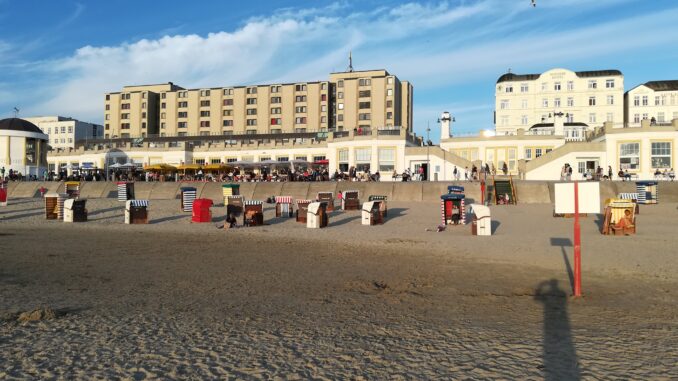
<box><xmin>440</xmin><ymin>111</ymin><xmax>453</xmax><ymax>140</ymax></box>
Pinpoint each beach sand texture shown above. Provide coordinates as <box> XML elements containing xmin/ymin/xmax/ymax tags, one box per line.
<box><xmin>1</xmin><ymin>197</ymin><xmax>677</xmax><ymax>379</ymax></box>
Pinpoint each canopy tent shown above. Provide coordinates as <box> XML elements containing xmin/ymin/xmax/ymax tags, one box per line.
<box><xmin>121</xmin><ymin>162</ymin><xmax>137</xmax><ymax>168</ymax></box>
<box><xmin>143</xmin><ymin>164</ymin><xmax>177</xmax><ymax>172</ymax></box>
<box><xmin>202</xmin><ymin>163</ymin><xmax>232</xmax><ymax>172</ymax></box>
<box><xmin>108</xmin><ymin>163</ymin><xmax>122</xmax><ymax>169</ymax></box>
<box><xmin>176</xmin><ymin>164</ymin><xmax>202</xmax><ymax>171</ymax></box>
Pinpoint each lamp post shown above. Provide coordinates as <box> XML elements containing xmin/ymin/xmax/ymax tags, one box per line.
<box><xmin>426</xmin><ymin>121</ymin><xmax>430</xmax><ymax>181</ymax></box>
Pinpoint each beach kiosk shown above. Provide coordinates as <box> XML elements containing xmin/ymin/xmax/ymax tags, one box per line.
<box><xmin>64</xmin><ymin>181</ymin><xmax>81</xmax><ymax>199</ymax></box>
<box><xmin>191</xmin><ymin>198</ymin><xmax>213</xmax><ymax>223</ymax></box>
<box><xmin>0</xmin><ymin>181</ymin><xmax>7</xmax><ymax>206</ymax></box>
<box><xmin>468</xmin><ymin>204</ymin><xmax>491</xmax><ymax>236</ymax></box>
<box><xmin>296</xmin><ymin>199</ymin><xmax>313</xmax><ymax>223</ymax></box>
<box><xmin>222</xmin><ymin>184</ymin><xmax>240</xmax><ymax>205</ymax></box>
<box><xmin>362</xmin><ymin>201</ymin><xmax>384</xmax><ymax>226</ymax></box>
<box><xmin>243</xmin><ymin>200</ymin><xmax>264</xmax><ymax>227</ymax></box>
<box><xmin>317</xmin><ymin>192</ymin><xmax>335</xmax><ymax>212</ymax></box>
<box><xmin>44</xmin><ymin>192</ymin><xmax>67</xmax><ymax>220</ymax></box>
<box><xmin>307</xmin><ymin>202</ymin><xmax>328</xmax><ymax>228</ymax></box>
<box><xmin>275</xmin><ymin>196</ymin><xmax>294</xmax><ymax>218</ymax></box>
<box><xmin>368</xmin><ymin>195</ymin><xmax>388</xmax><ymax>219</ymax></box>
<box><xmin>635</xmin><ymin>181</ymin><xmax>658</xmax><ymax>204</ymax></box>
<box><xmin>125</xmin><ymin>200</ymin><xmax>149</xmax><ymax>224</ymax></box>
<box><xmin>63</xmin><ymin>199</ymin><xmax>87</xmax><ymax>222</ymax></box>
<box><xmin>602</xmin><ymin>199</ymin><xmax>636</xmax><ymax>235</ymax></box>
<box><xmin>180</xmin><ymin>187</ymin><xmax>197</xmax><ymax>212</ymax></box>
<box><xmin>342</xmin><ymin>190</ymin><xmax>360</xmax><ymax>211</ymax></box>
<box><xmin>441</xmin><ymin>193</ymin><xmax>465</xmax><ymax>225</ymax></box>
<box><xmin>116</xmin><ymin>181</ymin><xmax>135</xmax><ymax>201</ymax></box>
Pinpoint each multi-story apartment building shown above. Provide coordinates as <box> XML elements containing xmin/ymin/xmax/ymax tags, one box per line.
<box><xmin>625</xmin><ymin>80</ymin><xmax>678</xmax><ymax>127</ymax></box>
<box><xmin>103</xmin><ymin>70</ymin><xmax>412</xmax><ymax>139</ymax></box>
<box><xmin>23</xmin><ymin>116</ymin><xmax>103</xmax><ymax>150</ymax></box>
<box><xmin>494</xmin><ymin>68</ymin><xmax>624</xmax><ymax>135</ymax></box>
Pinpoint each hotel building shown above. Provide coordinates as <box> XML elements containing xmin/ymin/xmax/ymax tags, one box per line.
<box><xmin>23</xmin><ymin>116</ymin><xmax>103</xmax><ymax>150</ymax></box>
<box><xmin>625</xmin><ymin>81</ymin><xmax>678</xmax><ymax>127</ymax></box>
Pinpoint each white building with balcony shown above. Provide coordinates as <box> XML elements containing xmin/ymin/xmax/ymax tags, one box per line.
<box><xmin>23</xmin><ymin>116</ymin><xmax>103</xmax><ymax>150</ymax></box>
<box><xmin>625</xmin><ymin>80</ymin><xmax>678</xmax><ymax>127</ymax></box>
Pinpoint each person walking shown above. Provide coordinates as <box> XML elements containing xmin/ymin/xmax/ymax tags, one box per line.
<box><xmin>608</xmin><ymin>166</ymin><xmax>613</xmax><ymax>180</ymax></box>
<box><xmin>453</xmin><ymin>166</ymin><xmax>458</xmax><ymax>181</ymax></box>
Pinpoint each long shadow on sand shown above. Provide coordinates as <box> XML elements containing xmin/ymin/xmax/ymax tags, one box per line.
<box><xmin>491</xmin><ymin>220</ymin><xmax>501</xmax><ymax>234</ymax></box>
<box><xmin>330</xmin><ymin>214</ymin><xmax>361</xmax><ymax>227</ymax></box>
<box><xmin>384</xmin><ymin>207</ymin><xmax>407</xmax><ymax>223</ymax></box>
<box><xmin>0</xmin><ymin>207</ymin><xmax>43</xmax><ymax>215</ymax></box>
<box><xmin>534</xmin><ymin>279</ymin><xmax>581</xmax><ymax>380</ymax></box>
<box><xmin>88</xmin><ymin>206</ymin><xmax>124</xmax><ymax>217</ymax></box>
<box><xmin>0</xmin><ymin>211</ymin><xmax>44</xmax><ymax>221</ymax></box>
<box><xmin>151</xmin><ymin>214</ymin><xmax>190</xmax><ymax>224</ymax></box>
<box><xmin>550</xmin><ymin>238</ymin><xmax>575</xmax><ymax>294</ymax></box>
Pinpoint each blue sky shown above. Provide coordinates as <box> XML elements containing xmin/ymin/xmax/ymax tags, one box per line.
<box><xmin>1</xmin><ymin>0</ymin><xmax>677</xmax><ymax>141</ymax></box>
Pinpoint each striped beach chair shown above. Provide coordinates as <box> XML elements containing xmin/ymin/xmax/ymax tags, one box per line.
<box><xmin>368</xmin><ymin>195</ymin><xmax>388</xmax><ymax>218</ymax></box>
<box><xmin>618</xmin><ymin>192</ymin><xmax>639</xmax><ymax>213</ymax></box>
<box><xmin>180</xmin><ymin>187</ymin><xmax>197</xmax><ymax>212</ymax></box>
<box><xmin>635</xmin><ymin>181</ymin><xmax>658</xmax><ymax>204</ymax></box>
<box><xmin>125</xmin><ymin>200</ymin><xmax>149</xmax><ymax>224</ymax></box>
<box><xmin>117</xmin><ymin>182</ymin><xmax>135</xmax><ymax>201</ymax></box>
<box><xmin>275</xmin><ymin>196</ymin><xmax>294</xmax><ymax>217</ymax></box>
<box><xmin>342</xmin><ymin>190</ymin><xmax>360</xmax><ymax>211</ymax></box>
<box><xmin>441</xmin><ymin>194</ymin><xmax>465</xmax><ymax>225</ymax></box>
<box><xmin>296</xmin><ymin>199</ymin><xmax>313</xmax><ymax>223</ymax></box>
<box><xmin>222</xmin><ymin>184</ymin><xmax>240</xmax><ymax>205</ymax></box>
<box><xmin>243</xmin><ymin>200</ymin><xmax>264</xmax><ymax>226</ymax></box>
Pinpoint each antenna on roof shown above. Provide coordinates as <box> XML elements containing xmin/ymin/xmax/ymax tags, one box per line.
<box><xmin>12</xmin><ymin>107</ymin><xmax>19</xmax><ymax>118</ymax></box>
<box><xmin>348</xmin><ymin>51</ymin><xmax>354</xmax><ymax>72</ymax></box>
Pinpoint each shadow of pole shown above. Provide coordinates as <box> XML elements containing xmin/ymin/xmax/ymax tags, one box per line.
<box><xmin>550</xmin><ymin>237</ymin><xmax>575</xmax><ymax>295</ymax></box>
<box><xmin>535</xmin><ymin>279</ymin><xmax>581</xmax><ymax>381</ymax></box>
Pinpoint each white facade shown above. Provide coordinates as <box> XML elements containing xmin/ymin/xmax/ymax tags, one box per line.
<box><xmin>0</xmin><ymin>125</ymin><xmax>49</xmax><ymax>177</ymax></box>
<box><xmin>494</xmin><ymin>68</ymin><xmax>624</xmax><ymax>135</ymax></box>
<box><xmin>625</xmin><ymin>81</ymin><xmax>678</xmax><ymax>127</ymax></box>
<box><xmin>23</xmin><ymin>116</ymin><xmax>103</xmax><ymax>150</ymax></box>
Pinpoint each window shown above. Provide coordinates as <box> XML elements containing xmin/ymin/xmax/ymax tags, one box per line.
<box><xmin>378</xmin><ymin>148</ymin><xmax>395</xmax><ymax>172</ymax></box>
<box><xmin>178</xmin><ymin>122</ymin><xmax>187</xmax><ymax>128</ymax></box>
<box><xmin>521</xmin><ymin>115</ymin><xmax>528</xmax><ymax>125</ymax></box>
<box><xmin>634</xmin><ymin>114</ymin><xmax>640</xmax><ymax>123</ymax></box>
<box><xmin>161</xmin><ymin>93</ymin><xmax>166</xmax><ymax>99</ymax></box>
<box><xmin>606</xmin><ymin>79</ymin><xmax>615</xmax><ymax>88</ymax></box>
<box><xmin>321</xmin><ymin>105</ymin><xmax>327</xmax><ymax>112</ymax></box>
<box><xmin>554</xmin><ymin>82</ymin><xmax>561</xmax><ymax>91</ymax></box>
<box><xmin>200</xmin><ymin>121</ymin><xmax>210</xmax><ymax>127</ymax></box>
<box><xmin>521</xmin><ymin>99</ymin><xmax>528</xmax><ymax>109</ymax></box>
<box><xmin>607</xmin><ymin>113</ymin><xmax>614</xmax><ymax>122</ymax></box>
<box><xmin>271</xmin><ymin>96</ymin><xmax>281</xmax><ymax>104</ymax></box>
<box><xmin>337</xmin><ymin>92</ymin><xmax>343</xmax><ymax>99</ymax></box>
<box><xmin>200</xmin><ymin>100</ymin><xmax>210</xmax><ymax>107</ymax></box>
<box><xmin>520</xmin><ymin>83</ymin><xmax>529</xmax><ymax>92</ymax></box>
<box><xmin>588</xmin><ymin>97</ymin><xmax>596</xmax><ymax>106</ymax></box>
<box><xmin>337</xmin><ymin>80</ymin><xmax>343</xmax><ymax>88</ymax></box>
<box><xmin>554</xmin><ymin>98</ymin><xmax>561</xmax><ymax>108</ymax></box>
<box><xmin>359</xmin><ymin>90</ymin><xmax>371</xmax><ymax>98</ymax></box>
<box><xmin>276</xmin><ymin>156</ymin><xmax>289</xmax><ymax>162</ymax></box>
<box><xmin>105</xmin><ymin>114</ymin><xmax>110</xmax><ymax>120</ymax></box>
<box><xmin>295</xmin><ymin>106</ymin><xmax>307</xmax><ymax>113</ymax></box>
<box><xmin>178</xmin><ymin>112</ymin><xmax>188</xmax><ymax>118</ymax></box>
<box><xmin>655</xmin><ymin>96</ymin><xmax>661</xmax><ymax>106</ymax></box>
<box><xmin>387</xmin><ymin>89</ymin><xmax>393</xmax><ymax>96</ymax></box>
<box><xmin>500</xmin><ymin>100</ymin><xmax>509</xmax><ymax>109</ymax></box>
<box><xmin>246</xmin><ymin>98</ymin><xmax>257</xmax><ymax>105</ymax></box>
<box><xmin>295</xmin><ymin>117</ymin><xmax>307</xmax><ymax>124</ymax></box>
<box><xmin>270</xmin><ymin>129</ymin><xmax>281</xmax><ymax>134</ymax></box>
<box><xmin>541</xmin><ymin>82</ymin><xmax>547</xmax><ymax>91</ymax></box>
<box><xmin>271</xmin><ymin>85</ymin><xmax>281</xmax><ymax>93</ymax></box>
<box><xmin>386</xmin><ymin>100</ymin><xmax>393</xmax><ymax>108</ymax></box>
<box><xmin>270</xmin><ymin>118</ymin><xmax>282</xmax><ymax>125</ymax></box>
<box><xmin>141</xmin><ymin>102</ymin><xmax>147</xmax><ymax>109</ymax></box>
<box><xmin>142</xmin><ymin>122</ymin><xmax>146</xmax><ymax>129</ymax></box>
<box><xmin>105</xmin><ymin>124</ymin><xmax>109</xmax><ymax>130</ymax></box>
<box><xmin>542</xmin><ymin>98</ymin><xmax>549</xmax><ymax>108</ymax></box>
<box><xmin>567</xmin><ymin>97</ymin><xmax>574</xmax><ymax>107</ymax></box>
<box><xmin>246</xmin><ymin>87</ymin><xmax>257</xmax><ymax>94</ymax></box>
<box><xmin>322</xmin><ymin>83</ymin><xmax>328</xmax><ymax>90</ymax></box>
<box><xmin>223</xmin><ymin>89</ymin><xmax>233</xmax><ymax>95</ymax></box>
<box><xmin>338</xmin><ymin>149</ymin><xmax>349</xmax><ymax>163</ymax></box>
<box><xmin>223</xmin><ymin>110</ymin><xmax>232</xmax><ymax>116</ymax></box>
<box><xmin>121</xmin><ymin>123</ymin><xmax>130</xmax><ymax>129</ymax></box>
<box><xmin>355</xmin><ymin>148</ymin><xmax>371</xmax><ymax>162</ymax></box>
<box><xmin>619</xmin><ymin>142</ymin><xmax>640</xmax><ymax>171</ymax></box>
<box><xmin>358</xmin><ymin>113</ymin><xmax>370</xmax><ymax>121</ymax></box>
<box><xmin>295</xmin><ymin>84</ymin><xmax>307</xmax><ymax>91</ymax></box>
<box><xmin>223</xmin><ymin>120</ymin><xmax>233</xmax><ymax>127</ymax></box>
<box><xmin>294</xmin><ymin>128</ymin><xmax>306</xmax><ymax>133</ymax></box>
<box><xmin>321</xmin><ymin>94</ymin><xmax>327</xmax><ymax>102</ymax></box>
<box><xmin>505</xmin><ymin>85</ymin><xmax>513</xmax><ymax>93</ymax></box>
<box><xmin>386</xmin><ymin>112</ymin><xmax>393</xmax><ymax>120</ymax></box>
<box><xmin>246</xmin><ymin>108</ymin><xmax>257</xmax><ymax>115</ymax></box>
<box><xmin>142</xmin><ymin>112</ymin><xmax>146</xmax><ymax>119</ymax></box>
<box><xmin>121</xmin><ymin>103</ymin><xmax>130</xmax><ymax>110</ymax></box>
<box><xmin>535</xmin><ymin>148</ymin><xmax>543</xmax><ymax>158</ymax></box>
<box><xmin>589</xmin><ymin>113</ymin><xmax>596</xmax><ymax>123</ymax></box>
<box><xmin>67</xmin><ymin>126</ymin><xmax>73</xmax><ymax>133</ymax></box>
<box><xmin>178</xmin><ymin>91</ymin><xmax>188</xmax><ymax>98</ymax></box>
<box><xmin>200</xmin><ymin>90</ymin><xmax>210</xmax><ymax>97</ymax></box>
<box><xmin>359</xmin><ymin>102</ymin><xmax>371</xmax><ymax>109</ymax></box>
<box><xmin>161</xmin><ymin>122</ymin><xmax>166</xmax><ymax>129</ymax></box>
<box><xmin>567</xmin><ymin>81</ymin><xmax>574</xmax><ymax>91</ymax></box>
<box><xmin>387</xmin><ymin>77</ymin><xmax>394</xmax><ymax>85</ymax></box>
<box><xmin>121</xmin><ymin>113</ymin><xmax>129</xmax><ymax>119</ymax></box>
<box><xmin>271</xmin><ymin>107</ymin><xmax>281</xmax><ymax>114</ymax></box>
<box><xmin>588</xmin><ymin>80</ymin><xmax>597</xmax><ymax>89</ymax></box>
<box><xmin>358</xmin><ymin>79</ymin><xmax>371</xmax><ymax>86</ymax></box>
<box><xmin>160</xmin><ymin>112</ymin><xmax>166</xmax><ymax>119</ymax></box>
<box><xmin>105</xmin><ymin>105</ymin><xmax>110</xmax><ymax>111</ymax></box>
<box><xmin>500</xmin><ymin>116</ymin><xmax>509</xmax><ymax>126</ymax></box>
<box><xmin>337</xmin><ymin>114</ymin><xmax>344</xmax><ymax>122</ymax></box>
<box><xmin>246</xmin><ymin>119</ymin><xmax>257</xmax><ymax>126</ymax></box>
<box><xmin>658</xmin><ymin>112</ymin><xmax>665</xmax><ymax>123</ymax></box>
<box><xmin>643</xmin><ymin>113</ymin><xmax>648</xmax><ymax>120</ymax></box>
<box><xmin>121</xmin><ymin>93</ymin><xmax>130</xmax><ymax>100</ymax></box>
<box><xmin>223</xmin><ymin>99</ymin><xmax>233</xmax><ymax>106</ymax></box>
<box><xmin>295</xmin><ymin>95</ymin><xmax>307</xmax><ymax>102</ymax></box>
<box><xmin>566</xmin><ymin>114</ymin><xmax>574</xmax><ymax>123</ymax></box>
<box><xmin>651</xmin><ymin>142</ymin><xmax>671</xmax><ymax>168</ymax></box>
<box><xmin>607</xmin><ymin>95</ymin><xmax>614</xmax><ymax>105</ymax></box>
<box><xmin>642</xmin><ymin>96</ymin><xmax>648</xmax><ymax>106</ymax></box>
<box><xmin>178</xmin><ymin>101</ymin><xmax>188</xmax><ymax>108</ymax></box>
<box><xmin>633</xmin><ymin>96</ymin><xmax>640</xmax><ymax>106</ymax></box>
<box><xmin>338</xmin><ymin>103</ymin><xmax>344</xmax><ymax>110</ymax></box>
<box><xmin>201</xmin><ymin>111</ymin><xmax>210</xmax><ymax>117</ymax></box>
<box><xmin>106</xmin><ymin>94</ymin><xmax>110</xmax><ymax>100</ymax></box>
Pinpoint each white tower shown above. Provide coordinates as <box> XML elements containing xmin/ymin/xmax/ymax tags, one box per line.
<box><xmin>440</xmin><ymin>111</ymin><xmax>452</xmax><ymax>140</ymax></box>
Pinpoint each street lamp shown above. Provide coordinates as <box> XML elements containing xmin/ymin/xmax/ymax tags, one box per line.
<box><xmin>426</xmin><ymin>121</ymin><xmax>431</xmax><ymax>181</ymax></box>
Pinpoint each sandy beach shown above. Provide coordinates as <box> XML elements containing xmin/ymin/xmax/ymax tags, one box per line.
<box><xmin>1</xmin><ymin>197</ymin><xmax>677</xmax><ymax>379</ymax></box>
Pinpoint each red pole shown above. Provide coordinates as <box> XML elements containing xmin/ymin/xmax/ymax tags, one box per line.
<box><xmin>573</xmin><ymin>182</ymin><xmax>582</xmax><ymax>297</ymax></box>
<box><xmin>480</xmin><ymin>180</ymin><xmax>486</xmax><ymax>205</ymax></box>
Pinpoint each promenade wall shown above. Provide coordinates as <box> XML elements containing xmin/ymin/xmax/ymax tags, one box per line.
<box><xmin>6</xmin><ymin>181</ymin><xmax>678</xmax><ymax>204</ymax></box>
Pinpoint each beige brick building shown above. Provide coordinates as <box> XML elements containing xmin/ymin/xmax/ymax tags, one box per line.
<box><xmin>103</xmin><ymin>70</ymin><xmax>412</xmax><ymax>139</ymax></box>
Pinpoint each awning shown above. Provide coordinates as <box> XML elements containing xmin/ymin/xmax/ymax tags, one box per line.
<box><xmin>176</xmin><ymin>164</ymin><xmax>202</xmax><ymax>171</ymax></box>
<box><xmin>144</xmin><ymin>164</ymin><xmax>177</xmax><ymax>171</ymax></box>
